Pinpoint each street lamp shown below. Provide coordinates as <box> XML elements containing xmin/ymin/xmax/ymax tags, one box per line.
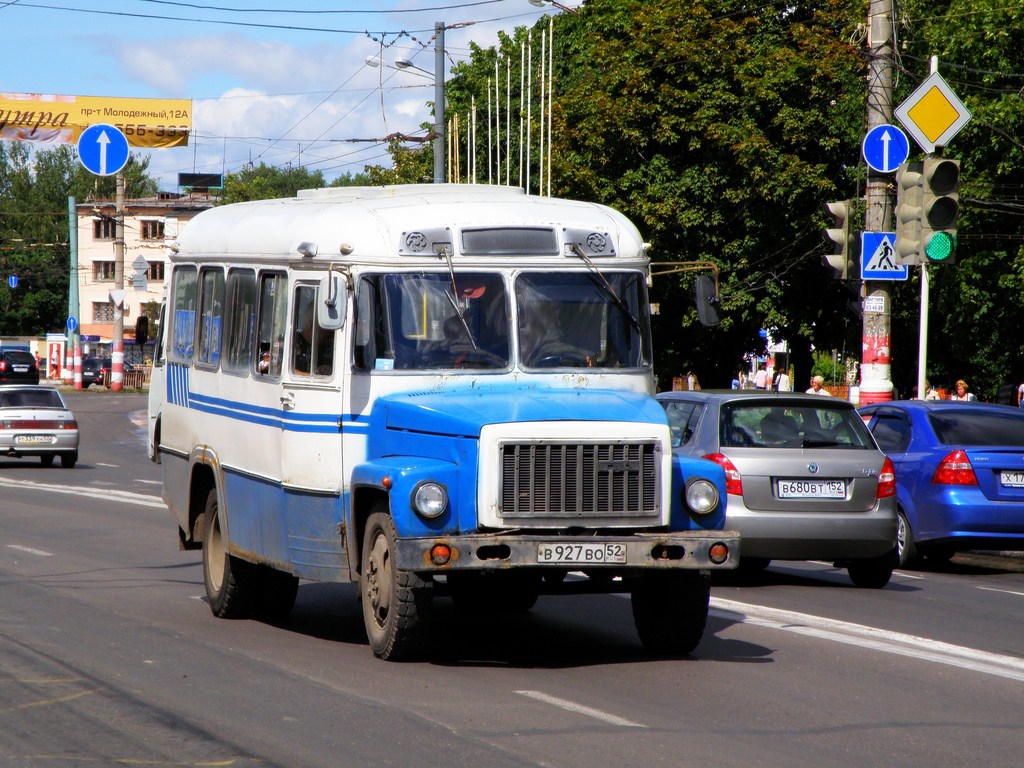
<box><xmin>528</xmin><ymin>0</ymin><xmax>580</xmax><ymax>14</ymax></box>
<box><xmin>364</xmin><ymin>21</ymin><xmax>446</xmax><ymax>184</ymax></box>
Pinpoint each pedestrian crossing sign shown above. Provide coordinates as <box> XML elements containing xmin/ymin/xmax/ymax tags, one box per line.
<box><xmin>861</xmin><ymin>232</ymin><xmax>908</xmax><ymax>281</ymax></box>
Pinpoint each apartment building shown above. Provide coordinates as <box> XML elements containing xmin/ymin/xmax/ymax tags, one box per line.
<box><xmin>76</xmin><ymin>192</ymin><xmax>214</xmax><ymax>354</ymax></box>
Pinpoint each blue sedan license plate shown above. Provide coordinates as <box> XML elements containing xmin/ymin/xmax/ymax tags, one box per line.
<box><xmin>1000</xmin><ymin>471</ymin><xmax>1024</xmax><ymax>487</ymax></box>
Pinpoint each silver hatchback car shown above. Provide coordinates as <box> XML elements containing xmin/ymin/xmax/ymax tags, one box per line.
<box><xmin>0</xmin><ymin>385</ymin><xmax>79</xmax><ymax>467</ymax></box>
<box><xmin>657</xmin><ymin>390</ymin><xmax>897</xmax><ymax>587</ymax></box>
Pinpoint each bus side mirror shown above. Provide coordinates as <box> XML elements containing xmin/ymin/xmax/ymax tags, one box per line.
<box><xmin>318</xmin><ymin>274</ymin><xmax>347</xmax><ymax>330</ymax></box>
<box><xmin>695</xmin><ymin>275</ymin><xmax>721</xmax><ymax>327</ymax></box>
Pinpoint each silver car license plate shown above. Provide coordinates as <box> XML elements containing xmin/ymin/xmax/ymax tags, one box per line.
<box><xmin>777</xmin><ymin>479</ymin><xmax>846</xmax><ymax>499</ymax></box>
<box><xmin>537</xmin><ymin>543</ymin><xmax>627</xmax><ymax>564</ymax></box>
<box><xmin>15</xmin><ymin>434</ymin><xmax>55</xmax><ymax>445</ymax></box>
<box><xmin>1000</xmin><ymin>471</ymin><xmax>1024</xmax><ymax>487</ymax></box>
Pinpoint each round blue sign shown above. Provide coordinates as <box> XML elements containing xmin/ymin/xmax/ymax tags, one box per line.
<box><xmin>7</xmin><ymin>275</ymin><xmax>16</xmax><ymax>289</ymax></box>
<box><xmin>77</xmin><ymin>124</ymin><xmax>130</xmax><ymax>177</ymax></box>
<box><xmin>862</xmin><ymin>124</ymin><xmax>910</xmax><ymax>174</ymax></box>
<box><xmin>67</xmin><ymin>316</ymin><xmax>78</xmax><ymax>332</ymax></box>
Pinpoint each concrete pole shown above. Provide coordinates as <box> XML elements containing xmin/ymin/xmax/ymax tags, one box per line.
<box><xmin>111</xmin><ymin>172</ymin><xmax>125</xmax><ymax>391</ymax></box>
<box><xmin>859</xmin><ymin>0</ymin><xmax>895</xmax><ymax>404</ymax></box>
<box><xmin>433</xmin><ymin>22</ymin><xmax>445</xmax><ymax>184</ymax></box>
<box><xmin>66</xmin><ymin>196</ymin><xmax>80</xmax><ymax>387</ymax></box>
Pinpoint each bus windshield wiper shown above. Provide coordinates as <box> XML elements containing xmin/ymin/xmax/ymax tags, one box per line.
<box><xmin>568</xmin><ymin>243</ymin><xmax>642</xmax><ymax>334</ymax></box>
<box><xmin>438</xmin><ymin>247</ymin><xmax>479</xmax><ymax>349</ymax></box>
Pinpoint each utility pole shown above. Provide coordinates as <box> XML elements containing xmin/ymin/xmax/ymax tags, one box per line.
<box><xmin>434</xmin><ymin>21</ymin><xmax>446</xmax><ymax>184</ymax></box>
<box><xmin>859</xmin><ymin>0</ymin><xmax>896</xmax><ymax>405</ymax></box>
<box><xmin>111</xmin><ymin>172</ymin><xmax>125</xmax><ymax>391</ymax></box>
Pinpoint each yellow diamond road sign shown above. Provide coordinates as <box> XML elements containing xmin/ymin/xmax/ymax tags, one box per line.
<box><xmin>895</xmin><ymin>72</ymin><xmax>971</xmax><ymax>154</ymax></box>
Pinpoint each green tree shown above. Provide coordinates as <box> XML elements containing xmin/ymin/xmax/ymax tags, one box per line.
<box><xmin>220</xmin><ymin>163</ymin><xmax>328</xmax><ymax>204</ymax></box>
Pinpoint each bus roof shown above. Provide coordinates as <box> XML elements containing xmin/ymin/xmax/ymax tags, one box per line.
<box><xmin>173</xmin><ymin>184</ymin><xmax>650</xmax><ymax>265</ymax></box>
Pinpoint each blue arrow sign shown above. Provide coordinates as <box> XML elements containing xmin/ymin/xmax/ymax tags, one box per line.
<box><xmin>862</xmin><ymin>124</ymin><xmax>910</xmax><ymax>174</ymax></box>
<box><xmin>861</xmin><ymin>232</ymin><xmax>908</xmax><ymax>281</ymax></box>
<box><xmin>67</xmin><ymin>316</ymin><xmax>78</xmax><ymax>332</ymax></box>
<box><xmin>7</xmin><ymin>275</ymin><xmax>17</xmax><ymax>289</ymax></box>
<box><xmin>77</xmin><ymin>124</ymin><xmax>130</xmax><ymax>176</ymax></box>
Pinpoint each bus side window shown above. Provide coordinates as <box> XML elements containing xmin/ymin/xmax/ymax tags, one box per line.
<box><xmin>196</xmin><ymin>267</ymin><xmax>225</xmax><ymax>368</ymax></box>
<box><xmin>168</xmin><ymin>265</ymin><xmax>197</xmax><ymax>364</ymax></box>
<box><xmin>256</xmin><ymin>272</ymin><xmax>287</xmax><ymax>378</ymax></box>
<box><xmin>222</xmin><ymin>269</ymin><xmax>256</xmax><ymax>376</ymax></box>
<box><xmin>292</xmin><ymin>284</ymin><xmax>334</xmax><ymax>377</ymax></box>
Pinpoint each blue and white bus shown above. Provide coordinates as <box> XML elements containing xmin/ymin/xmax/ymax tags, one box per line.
<box><xmin>149</xmin><ymin>184</ymin><xmax>738</xmax><ymax>660</ymax></box>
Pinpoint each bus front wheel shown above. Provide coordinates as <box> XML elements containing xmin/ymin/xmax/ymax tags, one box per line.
<box><xmin>202</xmin><ymin>488</ymin><xmax>255</xmax><ymax>618</ymax></box>
<box><xmin>360</xmin><ymin>509</ymin><xmax>432</xmax><ymax>661</ymax></box>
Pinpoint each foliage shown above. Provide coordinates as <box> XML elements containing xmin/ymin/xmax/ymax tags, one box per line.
<box><xmin>0</xmin><ymin>142</ymin><xmax>157</xmax><ymax>337</ymax></box>
<box><xmin>810</xmin><ymin>349</ymin><xmax>848</xmax><ymax>384</ymax></box>
<box><xmin>219</xmin><ymin>163</ymin><xmax>327</xmax><ymax>204</ymax></box>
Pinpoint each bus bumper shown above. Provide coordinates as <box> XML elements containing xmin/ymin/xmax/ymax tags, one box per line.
<box><xmin>394</xmin><ymin>531</ymin><xmax>740</xmax><ymax>572</ymax></box>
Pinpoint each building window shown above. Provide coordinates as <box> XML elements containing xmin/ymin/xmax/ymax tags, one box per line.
<box><xmin>92</xmin><ymin>302</ymin><xmax>114</xmax><ymax>323</ymax></box>
<box><xmin>93</xmin><ymin>218</ymin><xmax>116</xmax><ymax>240</ymax></box>
<box><xmin>93</xmin><ymin>262</ymin><xmax>116</xmax><ymax>281</ymax></box>
<box><xmin>140</xmin><ymin>220</ymin><xmax>165</xmax><ymax>240</ymax></box>
<box><xmin>147</xmin><ymin>261</ymin><xmax>165</xmax><ymax>281</ymax></box>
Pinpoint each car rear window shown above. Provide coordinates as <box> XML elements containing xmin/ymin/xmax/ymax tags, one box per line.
<box><xmin>0</xmin><ymin>389</ymin><xmax>65</xmax><ymax>409</ymax></box>
<box><xmin>929</xmin><ymin>410</ymin><xmax>1024</xmax><ymax>446</ymax></box>
<box><xmin>2</xmin><ymin>351</ymin><xmax>35</xmax><ymax>365</ymax></box>
<box><xmin>721</xmin><ymin>402</ymin><xmax>876</xmax><ymax>449</ymax></box>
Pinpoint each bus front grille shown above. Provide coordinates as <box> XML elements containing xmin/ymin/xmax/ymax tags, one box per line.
<box><xmin>499</xmin><ymin>441</ymin><xmax>659</xmax><ymax>518</ymax></box>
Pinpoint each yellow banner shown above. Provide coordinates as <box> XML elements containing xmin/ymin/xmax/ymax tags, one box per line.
<box><xmin>0</xmin><ymin>93</ymin><xmax>191</xmax><ymax>148</ymax></box>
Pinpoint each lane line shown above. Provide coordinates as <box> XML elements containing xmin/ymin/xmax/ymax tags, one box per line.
<box><xmin>6</xmin><ymin>545</ymin><xmax>54</xmax><ymax>557</ymax></box>
<box><xmin>711</xmin><ymin>597</ymin><xmax>1024</xmax><ymax>683</ymax></box>
<box><xmin>977</xmin><ymin>586</ymin><xmax>1024</xmax><ymax>598</ymax></box>
<box><xmin>515</xmin><ymin>690</ymin><xmax>646</xmax><ymax>728</ymax></box>
<box><xmin>0</xmin><ymin>477</ymin><xmax>164</xmax><ymax>509</ymax></box>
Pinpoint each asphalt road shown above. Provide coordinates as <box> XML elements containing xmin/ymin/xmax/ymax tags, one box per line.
<box><xmin>1</xmin><ymin>391</ymin><xmax>1022</xmax><ymax>767</ymax></box>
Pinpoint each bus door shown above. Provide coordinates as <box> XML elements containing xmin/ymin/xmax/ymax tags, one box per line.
<box><xmin>279</xmin><ymin>279</ymin><xmax>347</xmax><ymax>576</ymax></box>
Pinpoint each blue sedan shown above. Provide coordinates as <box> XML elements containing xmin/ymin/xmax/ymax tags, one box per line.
<box><xmin>859</xmin><ymin>400</ymin><xmax>1024</xmax><ymax>566</ymax></box>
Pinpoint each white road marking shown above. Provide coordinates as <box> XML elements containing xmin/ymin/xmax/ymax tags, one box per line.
<box><xmin>0</xmin><ymin>477</ymin><xmax>164</xmax><ymax>509</ymax></box>
<box><xmin>7</xmin><ymin>545</ymin><xmax>54</xmax><ymax>557</ymax></box>
<box><xmin>711</xmin><ymin>597</ymin><xmax>1024</xmax><ymax>683</ymax></box>
<box><xmin>977</xmin><ymin>586</ymin><xmax>1024</xmax><ymax>598</ymax></box>
<box><xmin>136</xmin><ymin>479</ymin><xmax>162</xmax><ymax>486</ymax></box>
<box><xmin>95</xmin><ymin>463</ymin><xmax>119</xmax><ymax>468</ymax></box>
<box><xmin>515</xmin><ymin>690</ymin><xmax>646</xmax><ymax>728</ymax></box>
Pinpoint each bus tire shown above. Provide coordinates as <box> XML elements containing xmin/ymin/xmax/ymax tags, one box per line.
<box><xmin>202</xmin><ymin>488</ymin><xmax>255</xmax><ymax>619</ymax></box>
<box><xmin>631</xmin><ymin>570</ymin><xmax>710</xmax><ymax>656</ymax></box>
<box><xmin>360</xmin><ymin>509</ymin><xmax>432</xmax><ymax>661</ymax></box>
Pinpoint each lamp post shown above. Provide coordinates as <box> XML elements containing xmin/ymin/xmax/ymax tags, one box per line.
<box><xmin>365</xmin><ymin>22</ymin><xmax>446</xmax><ymax>183</ymax></box>
<box><xmin>528</xmin><ymin>0</ymin><xmax>580</xmax><ymax>14</ymax></box>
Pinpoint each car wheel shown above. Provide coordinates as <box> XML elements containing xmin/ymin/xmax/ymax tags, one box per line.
<box><xmin>847</xmin><ymin>549</ymin><xmax>897</xmax><ymax>588</ymax></box>
<box><xmin>897</xmin><ymin>510</ymin><xmax>918</xmax><ymax>567</ymax></box>
<box><xmin>60</xmin><ymin>452</ymin><xmax>77</xmax><ymax>469</ymax></box>
<box><xmin>631</xmin><ymin>570</ymin><xmax>710</xmax><ymax>656</ymax></box>
<box><xmin>360</xmin><ymin>506</ymin><xmax>432</xmax><ymax>660</ymax></box>
<box><xmin>922</xmin><ymin>544</ymin><xmax>956</xmax><ymax>564</ymax></box>
<box><xmin>40</xmin><ymin>455</ymin><xmax>55</xmax><ymax>467</ymax></box>
<box><xmin>201</xmin><ymin>488</ymin><xmax>256</xmax><ymax>618</ymax></box>
<box><xmin>737</xmin><ymin>556</ymin><xmax>772</xmax><ymax>572</ymax></box>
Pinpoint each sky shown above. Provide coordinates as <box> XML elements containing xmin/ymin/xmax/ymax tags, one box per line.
<box><xmin>0</xmin><ymin>0</ymin><xmax>580</xmax><ymax>191</ymax></box>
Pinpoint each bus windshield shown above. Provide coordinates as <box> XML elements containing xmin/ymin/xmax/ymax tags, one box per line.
<box><xmin>354</xmin><ymin>270</ymin><xmax>651</xmax><ymax>372</ymax></box>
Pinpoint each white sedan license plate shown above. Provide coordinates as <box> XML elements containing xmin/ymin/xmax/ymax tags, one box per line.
<box><xmin>777</xmin><ymin>479</ymin><xmax>846</xmax><ymax>499</ymax></box>
<box><xmin>537</xmin><ymin>542</ymin><xmax>627</xmax><ymax>564</ymax></box>
<box><xmin>15</xmin><ymin>434</ymin><xmax>54</xmax><ymax>445</ymax></box>
<box><xmin>1000</xmin><ymin>471</ymin><xmax>1024</xmax><ymax>487</ymax></box>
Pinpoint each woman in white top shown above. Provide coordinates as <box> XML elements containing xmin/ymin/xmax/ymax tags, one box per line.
<box><xmin>949</xmin><ymin>379</ymin><xmax>977</xmax><ymax>401</ymax></box>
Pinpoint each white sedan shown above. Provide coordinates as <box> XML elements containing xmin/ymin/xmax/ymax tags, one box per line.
<box><xmin>0</xmin><ymin>385</ymin><xmax>79</xmax><ymax>468</ymax></box>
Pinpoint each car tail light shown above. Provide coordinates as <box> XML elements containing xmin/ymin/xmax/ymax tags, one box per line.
<box><xmin>877</xmin><ymin>456</ymin><xmax>896</xmax><ymax>498</ymax></box>
<box><xmin>704</xmin><ymin>452</ymin><xmax>742</xmax><ymax>496</ymax></box>
<box><xmin>932</xmin><ymin>449</ymin><xmax>978</xmax><ymax>486</ymax></box>
<box><xmin>0</xmin><ymin>360</ymin><xmax>6</xmax><ymax>372</ymax></box>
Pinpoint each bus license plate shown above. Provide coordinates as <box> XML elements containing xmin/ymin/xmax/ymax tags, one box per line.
<box><xmin>777</xmin><ymin>479</ymin><xmax>846</xmax><ymax>499</ymax></box>
<box><xmin>537</xmin><ymin>543</ymin><xmax>627</xmax><ymax>564</ymax></box>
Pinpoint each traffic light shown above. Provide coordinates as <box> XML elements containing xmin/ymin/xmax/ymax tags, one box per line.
<box><xmin>822</xmin><ymin>200</ymin><xmax>859</xmax><ymax>280</ymax></box>
<box><xmin>894</xmin><ymin>161</ymin><xmax>924</xmax><ymax>265</ymax></box>
<box><xmin>921</xmin><ymin>157</ymin><xmax>960</xmax><ymax>264</ymax></box>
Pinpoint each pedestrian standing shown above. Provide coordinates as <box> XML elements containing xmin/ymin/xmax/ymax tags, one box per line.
<box><xmin>806</xmin><ymin>375</ymin><xmax>830</xmax><ymax>395</ymax></box>
<box><xmin>949</xmin><ymin>379</ymin><xmax>977</xmax><ymax>401</ymax></box>
<box><xmin>776</xmin><ymin>368</ymin><xmax>791</xmax><ymax>392</ymax></box>
<box><xmin>753</xmin><ymin>363</ymin><xmax>768</xmax><ymax>390</ymax></box>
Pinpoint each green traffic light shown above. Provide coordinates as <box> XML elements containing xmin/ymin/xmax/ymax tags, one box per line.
<box><xmin>925</xmin><ymin>231</ymin><xmax>957</xmax><ymax>262</ymax></box>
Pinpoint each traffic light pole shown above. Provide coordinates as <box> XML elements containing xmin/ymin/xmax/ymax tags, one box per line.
<box><xmin>859</xmin><ymin>0</ymin><xmax>895</xmax><ymax>405</ymax></box>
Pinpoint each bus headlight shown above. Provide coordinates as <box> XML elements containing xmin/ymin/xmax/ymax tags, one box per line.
<box><xmin>685</xmin><ymin>478</ymin><xmax>719</xmax><ymax>516</ymax></box>
<box><xmin>412</xmin><ymin>481</ymin><xmax>448</xmax><ymax>519</ymax></box>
